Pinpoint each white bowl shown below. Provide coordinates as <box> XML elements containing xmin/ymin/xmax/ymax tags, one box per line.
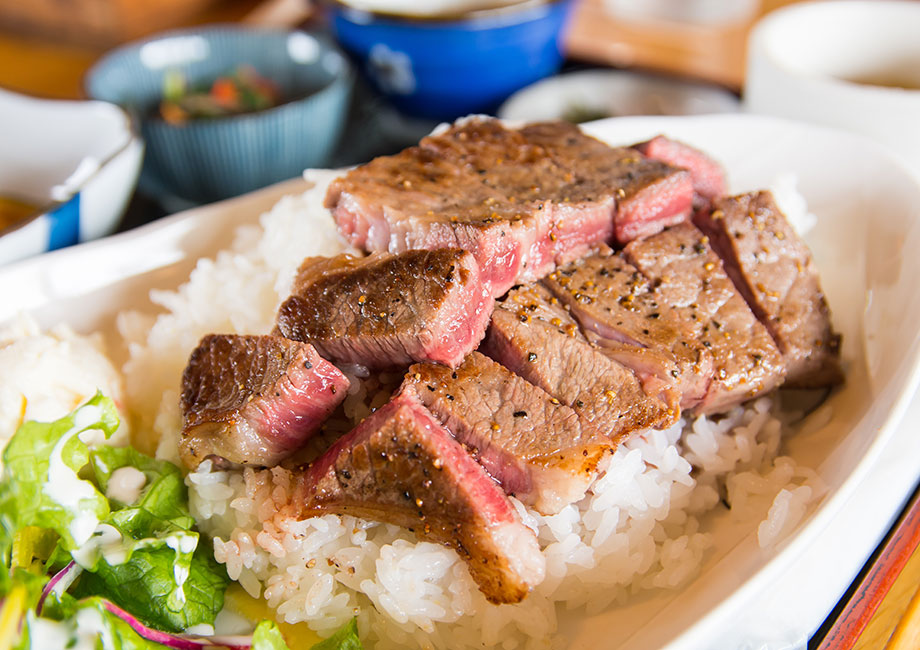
<box><xmin>0</xmin><ymin>88</ymin><xmax>144</xmax><ymax>265</ymax></box>
<box><xmin>745</xmin><ymin>0</ymin><xmax>920</xmax><ymax>178</ymax></box>
<box><xmin>498</xmin><ymin>69</ymin><xmax>740</xmax><ymax>123</ymax></box>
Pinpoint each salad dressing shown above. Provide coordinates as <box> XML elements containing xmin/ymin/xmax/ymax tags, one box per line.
<box><xmin>44</xmin><ymin>404</ymin><xmax>103</xmax><ymax>546</ymax></box>
<box><xmin>105</xmin><ymin>465</ymin><xmax>147</xmax><ymax>504</ymax></box>
<box><xmin>72</xmin><ymin>523</ymin><xmax>126</xmax><ymax>568</ymax></box>
<box><xmin>166</xmin><ymin>532</ymin><xmax>198</xmax><ymax>607</ymax></box>
<box><xmin>75</xmin><ymin>605</ymin><xmax>114</xmax><ymax>648</ymax></box>
<box><xmin>26</xmin><ymin>617</ymin><xmax>74</xmax><ymax>649</ymax></box>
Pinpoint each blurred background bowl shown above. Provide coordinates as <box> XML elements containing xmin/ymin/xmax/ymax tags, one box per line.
<box><xmin>745</xmin><ymin>0</ymin><xmax>920</xmax><ymax>178</ymax></box>
<box><xmin>0</xmin><ymin>87</ymin><xmax>143</xmax><ymax>265</ymax></box>
<box><xmin>326</xmin><ymin>0</ymin><xmax>575</xmax><ymax>121</ymax></box>
<box><xmin>498</xmin><ymin>68</ymin><xmax>740</xmax><ymax>122</ymax></box>
<box><xmin>86</xmin><ymin>26</ymin><xmax>353</xmax><ymax>206</ymax></box>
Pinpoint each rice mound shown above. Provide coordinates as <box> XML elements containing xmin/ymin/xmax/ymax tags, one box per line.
<box><xmin>0</xmin><ymin>314</ymin><xmax>130</xmax><ymax>450</ymax></box>
<box><xmin>188</xmin><ymin>398</ymin><xmax>825</xmax><ymax>649</ymax></box>
<box><xmin>121</xmin><ymin>170</ymin><xmax>827</xmax><ymax>647</ymax></box>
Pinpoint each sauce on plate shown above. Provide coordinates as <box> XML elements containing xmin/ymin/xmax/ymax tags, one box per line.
<box><xmin>0</xmin><ymin>196</ymin><xmax>38</xmax><ymax>231</ymax></box>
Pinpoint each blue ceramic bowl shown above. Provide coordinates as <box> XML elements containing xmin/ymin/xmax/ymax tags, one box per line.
<box><xmin>327</xmin><ymin>0</ymin><xmax>575</xmax><ymax>121</ymax></box>
<box><xmin>86</xmin><ymin>27</ymin><xmax>353</xmax><ymax>205</ymax></box>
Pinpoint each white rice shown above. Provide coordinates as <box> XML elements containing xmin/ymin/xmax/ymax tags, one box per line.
<box><xmin>118</xmin><ymin>170</ymin><xmax>828</xmax><ymax>647</ymax></box>
<box><xmin>189</xmin><ymin>399</ymin><xmax>825</xmax><ymax>649</ymax></box>
<box><xmin>0</xmin><ymin>314</ymin><xmax>130</xmax><ymax>450</ymax></box>
<box><xmin>768</xmin><ymin>173</ymin><xmax>817</xmax><ymax>236</ymax></box>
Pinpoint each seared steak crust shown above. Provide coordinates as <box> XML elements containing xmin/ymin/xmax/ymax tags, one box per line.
<box><xmin>633</xmin><ymin>135</ymin><xmax>726</xmax><ymax>205</ymax></box>
<box><xmin>295</xmin><ymin>391</ymin><xmax>546</xmax><ymax>604</ymax></box>
<box><xmin>401</xmin><ymin>352</ymin><xmax>613</xmax><ymax>515</ymax></box>
<box><xmin>623</xmin><ymin>223</ymin><xmax>786</xmax><ymax>413</ymax></box>
<box><xmin>482</xmin><ymin>283</ymin><xmax>676</xmax><ymax>436</ymax></box>
<box><xmin>325</xmin><ymin>117</ymin><xmax>692</xmax><ymax>296</ymax></box>
<box><xmin>542</xmin><ymin>247</ymin><xmax>703</xmax><ymax>411</ymax></box>
<box><xmin>697</xmin><ymin>192</ymin><xmax>843</xmax><ymax>387</ymax></box>
<box><xmin>180</xmin><ymin>334</ymin><xmax>349</xmax><ymax>469</ymax></box>
<box><xmin>276</xmin><ymin>248</ymin><xmax>492</xmax><ymax>369</ymax></box>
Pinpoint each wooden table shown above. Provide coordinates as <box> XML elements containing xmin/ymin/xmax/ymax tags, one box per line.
<box><xmin>0</xmin><ymin>0</ymin><xmax>272</xmax><ymax>99</ymax></box>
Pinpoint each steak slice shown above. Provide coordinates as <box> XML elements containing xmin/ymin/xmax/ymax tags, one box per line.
<box><xmin>295</xmin><ymin>390</ymin><xmax>546</xmax><ymax>604</ymax></box>
<box><xmin>325</xmin><ymin>117</ymin><xmax>692</xmax><ymax>296</ymax></box>
<box><xmin>400</xmin><ymin>352</ymin><xmax>613</xmax><ymax>515</ymax></box>
<box><xmin>519</xmin><ymin>122</ymin><xmax>694</xmax><ymax>244</ymax></box>
<box><xmin>179</xmin><ymin>334</ymin><xmax>349</xmax><ymax>469</ymax></box>
<box><xmin>633</xmin><ymin>135</ymin><xmax>726</xmax><ymax>206</ymax></box>
<box><xmin>623</xmin><ymin>223</ymin><xmax>786</xmax><ymax>413</ymax></box>
<box><xmin>276</xmin><ymin>248</ymin><xmax>492</xmax><ymax>369</ymax></box>
<box><xmin>543</xmin><ymin>248</ymin><xmax>708</xmax><ymax>410</ymax></box>
<box><xmin>696</xmin><ymin>191</ymin><xmax>843</xmax><ymax>387</ymax></box>
<box><xmin>481</xmin><ymin>283</ymin><xmax>677</xmax><ymax>436</ymax></box>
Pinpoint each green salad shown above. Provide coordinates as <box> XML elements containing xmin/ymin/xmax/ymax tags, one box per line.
<box><xmin>0</xmin><ymin>394</ymin><xmax>361</xmax><ymax>650</ymax></box>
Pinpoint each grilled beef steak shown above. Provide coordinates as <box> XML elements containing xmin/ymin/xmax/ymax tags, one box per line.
<box><xmin>294</xmin><ymin>390</ymin><xmax>546</xmax><ymax>604</ymax></box>
<box><xmin>179</xmin><ymin>334</ymin><xmax>349</xmax><ymax>469</ymax></box>
<box><xmin>325</xmin><ymin>117</ymin><xmax>693</xmax><ymax>296</ymax></box>
<box><xmin>542</xmin><ymin>247</ymin><xmax>704</xmax><ymax>411</ymax></box>
<box><xmin>400</xmin><ymin>352</ymin><xmax>613</xmax><ymax>515</ymax></box>
<box><xmin>633</xmin><ymin>135</ymin><xmax>726</xmax><ymax>205</ymax></box>
<box><xmin>276</xmin><ymin>248</ymin><xmax>492</xmax><ymax>369</ymax></box>
<box><xmin>696</xmin><ymin>191</ymin><xmax>843</xmax><ymax>387</ymax></box>
<box><xmin>623</xmin><ymin>223</ymin><xmax>786</xmax><ymax>412</ymax></box>
<box><xmin>482</xmin><ymin>283</ymin><xmax>677</xmax><ymax>435</ymax></box>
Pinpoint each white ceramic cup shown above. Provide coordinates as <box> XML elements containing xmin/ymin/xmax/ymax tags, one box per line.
<box><xmin>745</xmin><ymin>1</ymin><xmax>920</xmax><ymax>177</ymax></box>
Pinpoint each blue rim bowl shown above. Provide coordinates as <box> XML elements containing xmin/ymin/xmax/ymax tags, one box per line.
<box><xmin>86</xmin><ymin>26</ymin><xmax>354</xmax><ymax>205</ymax></box>
<box><xmin>327</xmin><ymin>0</ymin><xmax>575</xmax><ymax>121</ymax></box>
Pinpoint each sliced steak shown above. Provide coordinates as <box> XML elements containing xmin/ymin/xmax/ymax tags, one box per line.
<box><xmin>179</xmin><ymin>334</ymin><xmax>349</xmax><ymax>469</ymax></box>
<box><xmin>325</xmin><ymin>117</ymin><xmax>692</xmax><ymax>296</ymax></box>
<box><xmin>519</xmin><ymin>122</ymin><xmax>694</xmax><ymax>244</ymax></box>
<box><xmin>623</xmin><ymin>223</ymin><xmax>786</xmax><ymax>413</ymax></box>
<box><xmin>400</xmin><ymin>352</ymin><xmax>613</xmax><ymax>515</ymax></box>
<box><xmin>276</xmin><ymin>248</ymin><xmax>492</xmax><ymax>369</ymax></box>
<box><xmin>633</xmin><ymin>135</ymin><xmax>726</xmax><ymax>206</ymax></box>
<box><xmin>482</xmin><ymin>283</ymin><xmax>677</xmax><ymax>436</ymax></box>
<box><xmin>542</xmin><ymin>248</ymin><xmax>707</xmax><ymax>411</ymax></box>
<box><xmin>295</xmin><ymin>390</ymin><xmax>545</xmax><ymax>604</ymax></box>
<box><xmin>696</xmin><ymin>191</ymin><xmax>843</xmax><ymax>387</ymax></box>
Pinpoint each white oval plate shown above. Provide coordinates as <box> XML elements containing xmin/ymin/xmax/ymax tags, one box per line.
<box><xmin>2</xmin><ymin>114</ymin><xmax>920</xmax><ymax>649</ymax></box>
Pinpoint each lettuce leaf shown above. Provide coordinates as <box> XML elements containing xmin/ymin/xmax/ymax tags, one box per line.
<box><xmin>19</xmin><ymin>597</ymin><xmax>162</xmax><ymax>650</ymax></box>
<box><xmin>252</xmin><ymin>619</ymin><xmax>292</xmax><ymax>650</ymax></box>
<box><xmin>311</xmin><ymin>619</ymin><xmax>363</xmax><ymax>650</ymax></box>
<box><xmin>1</xmin><ymin>393</ymin><xmax>118</xmax><ymax>550</ymax></box>
<box><xmin>0</xmin><ymin>396</ymin><xmax>228</xmax><ymax>635</ymax></box>
<box><xmin>73</xmin><ymin>542</ymin><xmax>227</xmax><ymax>633</ymax></box>
<box><xmin>0</xmin><ymin>398</ymin><xmax>361</xmax><ymax>650</ymax></box>
<box><xmin>89</xmin><ymin>446</ymin><xmax>193</xmax><ymax>530</ymax></box>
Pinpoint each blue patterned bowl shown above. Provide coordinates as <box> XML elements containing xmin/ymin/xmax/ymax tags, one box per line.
<box><xmin>86</xmin><ymin>27</ymin><xmax>353</xmax><ymax>205</ymax></box>
<box><xmin>327</xmin><ymin>0</ymin><xmax>575</xmax><ymax>121</ymax></box>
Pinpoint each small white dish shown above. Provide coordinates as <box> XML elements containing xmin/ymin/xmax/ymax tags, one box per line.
<box><xmin>0</xmin><ymin>88</ymin><xmax>144</xmax><ymax>265</ymax></box>
<box><xmin>498</xmin><ymin>69</ymin><xmax>740</xmax><ymax>123</ymax></box>
<box><xmin>745</xmin><ymin>0</ymin><xmax>920</xmax><ymax>178</ymax></box>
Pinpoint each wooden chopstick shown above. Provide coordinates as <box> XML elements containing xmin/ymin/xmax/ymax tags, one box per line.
<box><xmin>815</xmin><ymin>482</ymin><xmax>920</xmax><ymax>650</ymax></box>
